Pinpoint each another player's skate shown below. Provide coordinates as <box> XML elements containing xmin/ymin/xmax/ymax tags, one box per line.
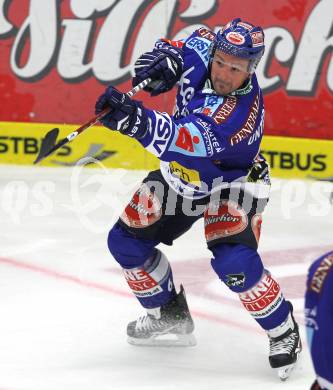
<box><xmin>267</xmin><ymin>303</ymin><xmax>302</xmax><ymax>381</ymax></box>
<box><xmin>127</xmin><ymin>285</ymin><xmax>196</xmax><ymax>347</ymax></box>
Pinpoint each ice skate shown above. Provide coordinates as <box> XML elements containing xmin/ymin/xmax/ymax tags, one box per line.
<box><xmin>127</xmin><ymin>285</ymin><xmax>196</xmax><ymax>347</ymax></box>
<box><xmin>267</xmin><ymin>303</ymin><xmax>302</xmax><ymax>381</ymax></box>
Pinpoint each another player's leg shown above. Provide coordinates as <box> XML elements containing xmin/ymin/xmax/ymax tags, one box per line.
<box><xmin>305</xmin><ymin>251</ymin><xmax>333</xmax><ymax>389</ymax></box>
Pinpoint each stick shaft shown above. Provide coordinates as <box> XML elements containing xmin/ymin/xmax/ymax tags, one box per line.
<box><xmin>65</xmin><ymin>77</ymin><xmax>152</xmax><ymax>141</ymax></box>
<box><xmin>35</xmin><ymin>78</ymin><xmax>151</xmax><ymax>163</ymax></box>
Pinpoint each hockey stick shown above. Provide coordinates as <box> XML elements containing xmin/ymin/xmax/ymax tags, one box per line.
<box><xmin>33</xmin><ymin>77</ymin><xmax>152</xmax><ymax>164</ymax></box>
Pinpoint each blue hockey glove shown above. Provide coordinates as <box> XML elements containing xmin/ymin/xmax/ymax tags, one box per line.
<box><xmin>95</xmin><ymin>86</ymin><xmax>148</xmax><ymax>139</ymax></box>
<box><xmin>132</xmin><ymin>46</ymin><xmax>183</xmax><ymax>96</ymax></box>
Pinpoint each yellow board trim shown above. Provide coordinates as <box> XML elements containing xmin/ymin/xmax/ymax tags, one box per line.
<box><xmin>260</xmin><ymin>136</ymin><xmax>333</xmax><ymax>180</ymax></box>
<box><xmin>0</xmin><ymin>121</ymin><xmax>159</xmax><ymax>170</ymax></box>
<box><xmin>0</xmin><ymin>121</ymin><xmax>332</xmax><ymax>180</ymax></box>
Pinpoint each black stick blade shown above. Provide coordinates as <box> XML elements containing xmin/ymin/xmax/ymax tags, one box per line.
<box><xmin>34</xmin><ymin>128</ymin><xmax>59</xmax><ymax>164</ymax></box>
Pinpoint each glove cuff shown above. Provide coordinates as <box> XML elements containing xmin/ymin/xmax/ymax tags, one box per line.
<box><xmin>119</xmin><ymin>101</ymin><xmax>148</xmax><ymax>140</ymax></box>
<box><xmin>158</xmin><ymin>46</ymin><xmax>184</xmax><ymax>76</ymax></box>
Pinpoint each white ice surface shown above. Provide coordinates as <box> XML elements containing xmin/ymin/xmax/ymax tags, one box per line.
<box><xmin>0</xmin><ymin>165</ymin><xmax>332</xmax><ymax>390</ymax></box>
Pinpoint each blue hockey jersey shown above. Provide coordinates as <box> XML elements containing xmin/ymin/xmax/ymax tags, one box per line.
<box><xmin>305</xmin><ymin>250</ymin><xmax>333</xmax><ymax>389</ymax></box>
<box><xmin>138</xmin><ymin>28</ymin><xmax>267</xmax><ymax>199</ymax></box>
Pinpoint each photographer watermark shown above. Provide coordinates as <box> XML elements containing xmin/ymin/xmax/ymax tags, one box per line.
<box><xmin>1</xmin><ymin>162</ymin><xmax>332</xmax><ymax>231</ymax></box>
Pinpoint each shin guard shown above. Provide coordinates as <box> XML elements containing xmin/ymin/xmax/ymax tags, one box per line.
<box><xmin>123</xmin><ymin>249</ymin><xmax>176</xmax><ymax>309</ymax></box>
<box><xmin>238</xmin><ymin>270</ymin><xmax>290</xmax><ymax>330</ymax></box>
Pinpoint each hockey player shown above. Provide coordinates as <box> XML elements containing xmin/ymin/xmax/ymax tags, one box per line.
<box><xmin>305</xmin><ymin>250</ymin><xmax>333</xmax><ymax>389</ymax></box>
<box><xmin>95</xmin><ymin>18</ymin><xmax>301</xmax><ymax>380</ymax></box>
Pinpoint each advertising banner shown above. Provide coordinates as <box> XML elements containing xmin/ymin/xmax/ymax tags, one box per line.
<box><xmin>0</xmin><ymin>121</ymin><xmax>159</xmax><ymax>170</ymax></box>
<box><xmin>1</xmin><ymin>121</ymin><xmax>332</xmax><ymax>181</ymax></box>
<box><xmin>0</xmin><ymin>0</ymin><xmax>332</xmax><ymax>138</ymax></box>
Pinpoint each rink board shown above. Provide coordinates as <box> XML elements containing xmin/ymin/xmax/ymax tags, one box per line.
<box><xmin>0</xmin><ymin>121</ymin><xmax>159</xmax><ymax>170</ymax></box>
<box><xmin>0</xmin><ymin>121</ymin><xmax>332</xmax><ymax>180</ymax></box>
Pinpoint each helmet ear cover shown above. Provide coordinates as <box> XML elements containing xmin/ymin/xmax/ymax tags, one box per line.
<box><xmin>212</xmin><ymin>18</ymin><xmax>265</xmax><ymax>74</ymax></box>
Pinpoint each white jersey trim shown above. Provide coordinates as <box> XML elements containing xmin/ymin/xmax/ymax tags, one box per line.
<box><xmin>160</xmin><ymin>161</ymin><xmax>270</xmax><ymax>200</ymax></box>
<box><xmin>318</xmin><ymin>376</ymin><xmax>333</xmax><ymax>390</ymax></box>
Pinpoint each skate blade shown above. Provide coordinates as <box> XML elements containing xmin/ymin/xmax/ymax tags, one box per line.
<box><xmin>277</xmin><ymin>364</ymin><xmax>295</xmax><ymax>381</ymax></box>
<box><xmin>128</xmin><ymin>333</ymin><xmax>197</xmax><ymax>347</ymax></box>
<box><xmin>276</xmin><ymin>340</ymin><xmax>302</xmax><ymax>381</ymax></box>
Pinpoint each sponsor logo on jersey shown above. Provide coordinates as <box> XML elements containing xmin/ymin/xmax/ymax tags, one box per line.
<box><xmin>197</xmin><ymin>27</ymin><xmax>215</xmax><ymax>42</ymax></box>
<box><xmin>201</xmin><ymin>107</ymin><xmax>212</xmax><ymax>116</ymax></box>
<box><xmin>169</xmin><ymin>122</ymin><xmax>207</xmax><ymax>157</ymax></box>
<box><xmin>177</xmin><ymin>66</ymin><xmax>195</xmax><ymax>117</ymax></box>
<box><xmin>230</xmin><ymin>94</ymin><xmax>260</xmax><ymax>146</ymax></box>
<box><xmin>169</xmin><ymin>161</ymin><xmax>201</xmax><ymax>185</ymax></box>
<box><xmin>194</xmin><ymin>95</ymin><xmax>223</xmax><ymax>118</ymax></box>
<box><xmin>206</xmin><ymin>95</ymin><xmax>220</xmax><ymax>106</ymax></box>
<box><xmin>146</xmin><ymin>112</ymin><xmax>172</xmax><ymax>156</ymax></box>
<box><xmin>248</xmin><ymin>110</ymin><xmax>264</xmax><ymax>145</ymax></box>
<box><xmin>195</xmin><ymin>118</ymin><xmax>211</xmax><ymax>132</ymax></box>
<box><xmin>204</xmin><ymin>95</ymin><xmax>223</xmax><ymax>114</ymax></box>
<box><xmin>226</xmin><ymin>32</ymin><xmax>245</xmax><ymax>45</ymax></box>
<box><xmin>239</xmin><ymin>272</ymin><xmax>283</xmax><ymax>318</ymax></box>
<box><xmin>212</xmin><ymin>96</ymin><xmax>237</xmax><ymax>124</ymax></box>
<box><xmin>186</xmin><ymin>36</ymin><xmax>211</xmax><ymax>62</ymax></box>
<box><xmin>310</xmin><ymin>254</ymin><xmax>333</xmax><ymax>293</ymax></box>
<box><xmin>195</xmin><ymin>118</ymin><xmax>223</xmax><ymax>156</ymax></box>
<box><xmin>175</xmin><ymin>126</ymin><xmax>200</xmax><ymax>152</ymax></box>
<box><xmin>250</xmin><ymin>31</ymin><xmax>264</xmax><ymax>47</ymax></box>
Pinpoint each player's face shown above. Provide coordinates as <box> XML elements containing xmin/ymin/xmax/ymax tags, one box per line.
<box><xmin>211</xmin><ymin>51</ymin><xmax>250</xmax><ymax>95</ymax></box>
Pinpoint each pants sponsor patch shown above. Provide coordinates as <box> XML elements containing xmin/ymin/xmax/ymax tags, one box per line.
<box><xmin>120</xmin><ymin>183</ymin><xmax>162</xmax><ymax>228</ymax></box>
<box><xmin>204</xmin><ymin>200</ymin><xmax>248</xmax><ymax>242</ymax></box>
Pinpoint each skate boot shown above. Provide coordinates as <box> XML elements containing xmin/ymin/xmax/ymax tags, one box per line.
<box><xmin>267</xmin><ymin>302</ymin><xmax>302</xmax><ymax>381</ymax></box>
<box><xmin>127</xmin><ymin>285</ymin><xmax>196</xmax><ymax>347</ymax></box>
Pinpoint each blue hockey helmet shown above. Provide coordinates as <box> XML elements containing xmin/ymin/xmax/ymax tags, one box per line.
<box><xmin>212</xmin><ymin>18</ymin><xmax>265</xmax><ymax>73</ymax></box>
